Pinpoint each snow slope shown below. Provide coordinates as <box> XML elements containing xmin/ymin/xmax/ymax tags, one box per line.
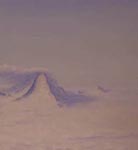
<box><xmin>0</xmin><ymin>67</ymin><xmax>138</xmax><ymax>150</ymax></box>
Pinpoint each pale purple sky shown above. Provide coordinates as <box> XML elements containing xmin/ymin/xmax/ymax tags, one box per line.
<box><xmin>0</xmin><ymin>0</ymin><xmax>138</xmax><ymax>90</ymax></box>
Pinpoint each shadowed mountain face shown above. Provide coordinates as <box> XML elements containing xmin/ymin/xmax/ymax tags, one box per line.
<box><xmin>45</xmin><ymin>73</ymin><xmax>94</xmax><ymax>106</ymax></box>
<box><xmin>0</xmin><ymin>69</ymin><xmax>94</xmax><ymax>106</ymax></box>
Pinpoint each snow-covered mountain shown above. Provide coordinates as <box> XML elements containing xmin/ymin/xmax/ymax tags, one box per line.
<box><xmin>0</xmin><ymin>67</ymin><xmax>138</xmax><ymax>150</ymax></box>
<box><xmin>0</xmin><ymin>68</ymin><xmax>94</xmax><ymax>106</ymax></box>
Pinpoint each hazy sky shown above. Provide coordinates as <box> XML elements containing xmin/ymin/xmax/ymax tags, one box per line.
<box><xmin>0</xmin><ymin>0</ymin><xmax>138</xmax><ymax>90</ymax></box>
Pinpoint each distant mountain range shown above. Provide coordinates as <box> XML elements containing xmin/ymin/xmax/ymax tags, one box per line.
<box><xmin>0</xmin><ymin>67</ymin><xmax>94</xmax><ymax>106</ymax></box>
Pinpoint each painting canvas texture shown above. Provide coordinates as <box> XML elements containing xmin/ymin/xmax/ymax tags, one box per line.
<box><xmin>0</xmin><ymin>1</ymin><xmax>138</xmax><ymax>149</ymax></box>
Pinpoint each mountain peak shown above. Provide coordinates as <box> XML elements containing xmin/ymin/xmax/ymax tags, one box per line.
<box><xmin>29</xmin><ymin>73</ymin><xmax>58</xmax><ymax>108</ymax></box>
<box><xmin>0</xmin><ymin>68</ymin><xmax>94</xmax><ymax>106</ymax></box>
<box><xmin>13</xmin><ymin>73</ymin><xmax>59</xmax><ymax>111</ymax></box>
<box><xmin>34</xmin><ymin>73</ymin><xmax>50</xmax><ymax>94</ymax></box>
